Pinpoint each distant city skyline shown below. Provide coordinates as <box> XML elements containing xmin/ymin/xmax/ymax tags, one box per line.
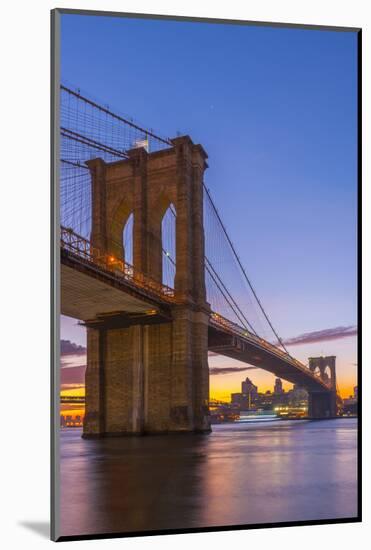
<box><xmin>60</xmin><ymin>15</ymin><xmax>357</xmax><ymax>402</ymax></box>
<box><xmin>61</xmin><ymin>311</ymin><xmax>357</xmax><ymax>401</ymax></box>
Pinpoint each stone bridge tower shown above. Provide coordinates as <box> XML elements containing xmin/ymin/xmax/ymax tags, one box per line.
<box><xmin>83</xmin><ymin>136</ymin><xmax>211</xmax><ymax>437</ymax></box>
<box><xmin>308</xmin><ymin>356</ymin><xmax>337</xmax><ymax>418</ymax></box>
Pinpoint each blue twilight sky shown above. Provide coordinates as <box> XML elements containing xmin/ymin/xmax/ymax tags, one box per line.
<box><xmin>60</xmin><ymin>14</ymin><xmax>358</xmax><ymax>397</ymax></box>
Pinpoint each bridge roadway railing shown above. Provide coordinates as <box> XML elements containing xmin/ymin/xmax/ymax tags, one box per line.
<box><xmin>60</xmin><ymin>226</ymin><xmax>176</xmax><ymax>303</ymax></box>
<box><xmin>209</xmin><ymin>312</ymin><xmax>330</xmax><ymax>388</ymax></box>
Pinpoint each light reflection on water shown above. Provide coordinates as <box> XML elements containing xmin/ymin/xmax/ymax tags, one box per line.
<box><xmin>60</xmin><ymin>418</ymin><xmax>357</xmax><ymax>537</ymax></box>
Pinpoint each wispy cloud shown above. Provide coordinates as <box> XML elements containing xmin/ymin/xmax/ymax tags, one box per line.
<box><xmin>61</xmin><ymin>356</ymin><xmax>86</xmax><ymax>369</ymax></box>
<box><xmin>61</xmin><ymin>339</ymin><xmax>86</xmax><ymax>356</ymax></box>
<box><xmin>61</xmin><ymin>383</ymin><xmax>85</xmax><ymax>391</ymax></box>
<box><xmin>210</xmin><ymin>366</ymin><xmax>257</xmax><ymax>376</ymax></box>
<box><xmin>283</xmin><ymin>325</ymin><xmax>357</xmax><ymax>346</ymax></box>
<box><xmin>61</xmin><ymin>364</ymin><xmax>86</xmax><ymax>385</ymax></box>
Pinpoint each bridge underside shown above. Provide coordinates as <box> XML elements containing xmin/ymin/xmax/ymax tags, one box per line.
<box><xmin>208</xmin><ymin>326</ymin><xmax>329</xmax><ymax>393</ymax></box>
<box><xmin>61</xmin><ymin>251</ymin><xmax>173</xmax><ymax>321</ymax></box>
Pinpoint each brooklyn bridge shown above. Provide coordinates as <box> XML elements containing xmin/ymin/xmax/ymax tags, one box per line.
<box><xmin>59</xmin><ymin>84</ymin><xmax>338</xmax><ymax>437</ymax></box>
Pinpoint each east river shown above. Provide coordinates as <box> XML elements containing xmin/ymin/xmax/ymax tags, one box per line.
<box><xmin>59</xmin><ymin>418</ymin><xmax>357</xmax><ymax>537</ymax></box>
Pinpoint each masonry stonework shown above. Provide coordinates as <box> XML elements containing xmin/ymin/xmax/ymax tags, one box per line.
<box><xmin>307</xmin><ymin>356</ymin><xmax>337</xmax><ymax>418</ymax></box>
<box><xmin>83</xmin><ymin>136</ymin><xmax>211</xmax><ymax>436</ymax></box>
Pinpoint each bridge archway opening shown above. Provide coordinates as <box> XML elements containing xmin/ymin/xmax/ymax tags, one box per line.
<box><xmin>322</xmin><ymin>365</ymin><xmax>331</xmax><ymax>383</ymax></box>
<box><xmin>161</xmin><ymin>203</ymin><xmax>176</xmax><ymax>289</ymax></box>
<box><xmin>123</xmin><ymin>212</ymin><xmax>134</xmax><ymax>266</ymax></box>
<box><xmin>313</xmin><ymin>365</ymin><xmax>321</xmax><ymax>377</ymax></box>
<box><xmin>109</xmin><ymin>198</ymin><xmax>133</xmax><ymax>262</ymax></box>
<box><xmin>60</xmin><ymin>314</ymin><xmax>87</xmax><ymax>428</ymax></box>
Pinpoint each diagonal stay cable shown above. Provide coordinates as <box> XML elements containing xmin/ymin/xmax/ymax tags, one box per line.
<box><xmin>61</xmin><ymin>85</ymin><xmax>172</xmax><ymax>147</ymax></box>
<box><xmin>205</xmin><ymin>258</ymin><xmax>259</xmax><ymax>336</ymax></box>
<box><xmin>61</xmin><ymin>127</ymin><xmax>128</xmax><ymax>159</ymax></box>
<box><xmin>168</xmin><ymin>204</ymin><xmax>258</xmax><ymax>334</ymax></box>
<box><xmin>203</xmin><ymin>184</ymin><xmax>289</xmax><ymax>354</ymax></box>
<box><xmin>162</xmin><ymin>233</ymin><xmax>256</xmax><ymax>333</ymax></box>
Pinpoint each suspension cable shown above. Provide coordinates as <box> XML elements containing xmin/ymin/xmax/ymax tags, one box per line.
<box><xmin>164</xmin><ymin>245</ymin><xmax>253</xmax><ymax>331</ymax></box>
<box><xmin>61</xmin><ymin>85</ymin><xmax>172</xmax><ymax>147</ymax></box>
<box><xmin>203</xmin><ymin>184</ymin><xmax>289</xmax><ymax>354</ymax></box>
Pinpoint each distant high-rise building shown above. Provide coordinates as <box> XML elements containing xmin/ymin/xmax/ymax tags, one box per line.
<box><xmin>231</xmin><ymin>393</ymin><xmax>243</xmax><ymax>405</ymax></box>
<box><xmin>241</xmin><ymin>377</ymin><xmax>258</xmax><ymax>396</ymax></box>
<box><xmin>274</xmin><ymin>378</ymin><xmax>283</xmax><ymax>394</ymax></box>
<box><xmin>354</xmin><ymin>386</ymin><xmax>358</xmax><ymax>400</ymax></box>
<box><xmin>231</xmin><ymin>377</ymin><xmax>259</xmax><ymax>411</ymax></box>
<box><xmin>231</xmin><ymin>392</ymin><xmax>252</xmax><ymax>410</ymax></box>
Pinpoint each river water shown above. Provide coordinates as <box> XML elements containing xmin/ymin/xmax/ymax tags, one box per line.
<box><xmin>59</xmin><ymin>418</ymin><xmax>357</xmax><ymax>537</ymax></box>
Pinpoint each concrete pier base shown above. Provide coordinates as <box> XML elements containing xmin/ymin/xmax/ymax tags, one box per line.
<box><xmin>83</xmin><ymin>308</ymin><xmax>210</xmax><ymax>437</ymax></box>
<box><xmin>308</xmin><ymin>391</ymin><xmax>337</xmax><ymax>419</ymax></box>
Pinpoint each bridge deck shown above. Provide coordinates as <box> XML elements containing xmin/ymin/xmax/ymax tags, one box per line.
<box><xmin>60</xmin><ymin>233</ymin><xmax>330</xmax><ymax>394</ymax></box>
<box><xmin>209</xmin><ymin>317</ymin><xmax>329</xmax><ymax>392</ymax></box>
<box><xmin>61</xmin><ymin>251</ymin><xmax>172</xmax><ymax>321</ymax></box>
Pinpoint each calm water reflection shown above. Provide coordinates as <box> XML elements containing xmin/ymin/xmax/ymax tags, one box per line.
<box><xmin>60</xmin><ymin>418</ymin><xmax>357</xmax><ymax>537</ymax></box>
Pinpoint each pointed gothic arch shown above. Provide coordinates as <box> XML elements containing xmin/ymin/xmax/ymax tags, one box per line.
<box><xmin>162</xmin><ymin>203</ymin><xmax>176</xmax><ymax>288</ymax></box>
